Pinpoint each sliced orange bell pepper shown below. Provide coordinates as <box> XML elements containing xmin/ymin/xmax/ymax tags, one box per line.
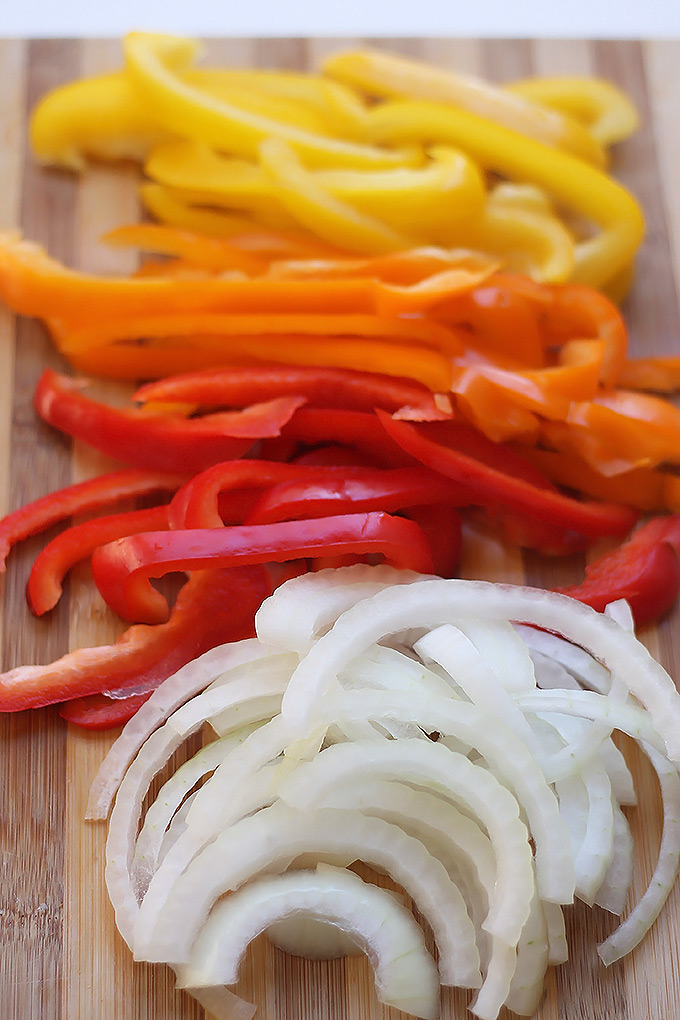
<box><xmin>618</xmin><ymin>355</ymin><xmax>680</xmax><ymax>393</ymax></box>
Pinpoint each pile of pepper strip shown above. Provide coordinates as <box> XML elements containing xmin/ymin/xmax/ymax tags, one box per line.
<box><xmin>1</xmin><ymin>356</ymin><xmax>680</xmax><ymax>730</ymax></box>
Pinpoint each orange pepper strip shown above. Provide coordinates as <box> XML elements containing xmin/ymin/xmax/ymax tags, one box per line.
<box><xmin>48</xmin><ymin>311</ymin><xmax>462</xmax><ymax>357</ymax></box>
<box><xmin>373</xmin><ymin>262</ymin><xmax>500</xmax><ymax>316</ymax></box>
<box><xmin>63</xmin><ymin>333</ymin><xmax>454</xmax><ymax>392</ymax></box>
<box><xmin>618</xmin><ymin>355</ymin><xmax>680</xmax><ymax>393</ymax></box>
<box><xmin>520</xmin><ymin>446</ymin><xmax>666</xmax><ymax>512</ymax></box>
<box><xmin>434</xmin><ymin>272</ymin><xmax>550</xmax><ymax>368</ymax></box>
<box><xmin>449</xmin><ymin>367</ymin><xmax>540</xmax><ymax>443</ymax></box>
<box><xmin>542</xmin><ymin>400</ymin><xmax>680</xmax><ymax>476</ymax></box>
<box><xmin>568</xmin><ymin>390</ymin><xmax>680</xmax><ymax>467</ymax></box>
<box><xmin>544</xmin><ymin>283</ymin><xmax>627</xmax><ymax>388</ymax></box>
<box><xmin>0</xmin><ymin>234</ymin><xmax>383</xmax><ymax>321</ymax></box>
<box><xmin>102</xmin><ymin>223</ymin><xmax>270</xmax><ymax>275</ymax></box>
<box><xmin>267</xmin><ymin>248</ymin><xmax>495</xmax><ymax>285</ymax></box>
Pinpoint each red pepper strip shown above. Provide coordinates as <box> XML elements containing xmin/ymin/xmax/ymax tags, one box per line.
<box><xmin>168</xmin><ymin>460</ymin><xmax>309</xmax><ymax>529</ymax></box>
<box><xmin>90</xmin><ymin>513</ymin><xmax>434</xmax><ymax>624</ymax></box>
<box><xmin>556</xmin><ymin>516</ymin><xmax>680</xmax><ymax>628</ymax></box>
<box><xmin>34</xmin><ymin>370</ymin><xmax>302</xmax><ymax>472</ymax></box>
<box><xmin>245</xmin><ymin>467</ymin><xmax>468</xmax><ymax>525</ymax></box>
<box><xmin>375</xmin><ymin>411</ymin><xmax>638</xmax><ymax>543</ymax></box>
<box><xmin>26</xmin><ymin>504</ymin><xmax>170</xmax><ymax>616</ymax></box>
<box><xmin>0</xmin><ymin>467</ymin><xmax>184</xmax><ymax>571</ymax></box>
<box><xmin>59</xmin><ymin>691</ymin><xmax>152</xmax><ymax>729</ymax></box>
<box><xmin>292</xmin><ymin>444</ymin><xmax>376</xmax><ymax>468</ymax></box>
<box><xmin>401</xmin><ymin>503</ymin><xmax>462</xmax><ymax>578</ymax></box>
<box><xmin>281</xmin><ymin>407</ymin><xmax>412</xmax><ymax>467</ymax></box>
<box><xmin>0</xmin><ymin>565</ymin><xmax>271</xmax><ymax>712</ymax></box>
<box><xmin>133</xmin><ymin>364</ymin><xmax>453</xmax><ymax>421</ymax></box>
<box><xmin>171</xmin><ymin>459</ymin><xmax>466</xmax><ymax>531</ymax></box>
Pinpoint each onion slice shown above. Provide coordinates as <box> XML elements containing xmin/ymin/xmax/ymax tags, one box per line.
<box><xmin>176</xmin><ymin>865</ymin><xmax>440</xmax><ymax>1020</ymax></box>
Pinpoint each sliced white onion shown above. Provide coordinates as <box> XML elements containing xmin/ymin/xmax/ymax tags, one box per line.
<box><xmin>414</xmin><ymin>625</ymin><xmax>546</xmax><ymax>760</ymax></box>
<box><xmin>593</xmin><ymin>800</ymin><xmax>634</xmax><ymax>916</ymax></box>
<box><xmin>454</xmin><ymin>618</ymin><xmax>537</xmax><ymax>695</ymax></box>
<box><xmin>266</xmin><ymin>915</ymin><xmax>362</xmax><ymax>959</ymax></box>
<box><xmin>176</xmin><ymin>866</ymin><xmax>440</xmax><ymax>1020</ymax></box>
<box><xmin>255</xmin><ymin>564</ymin><xmax>431</xmax><ymax>655</ymax></box>
<box><xmin>134</xmin><ymin>803</ymin><xmax>483</xmax><ymax>991</ymax></box>
<box><xmin>320</xmin><ymin>688</ymin><xmax>574</xmax><ymax>906</ymax></box>
<box><xmin>598</xmin><ymin>742</ymin><xmax>680</xmax><ymax>964</ymax></box>
<box><xmin>87</xmin><ymin>639</ymin><xmax>275</xmax><ymax>819</ymax></box>
<box><xmin>513</xmin><ymin>625</ymin><xmax>611</xmax><ymax>695</ymax></box>
<box><xmin>278</xmin><ymin>736</ymin><xmax>535</xmax><ymax>946</ymax></box>
<box><xmin>106</xmin><ymin>676</ymin><xmax>292</xmax><ymax>947</ymax></box>
<box><xmin>317</xmin><ymin>778</ymin><xmax>496</xmax><ymax>942</ymax></box>
<box><xmin>92</xmin><ymin>567</ymin><xmax>680</xmax><ymax>1020</ymax></box>
<box><xmin>279</xmin><ymin>580</ymin><xmax>680</xmax><ymax>760</ymax></box>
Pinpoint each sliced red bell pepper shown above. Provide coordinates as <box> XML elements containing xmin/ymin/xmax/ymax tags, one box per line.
<box><xmin>281</xmin><ymin>407</ymin><xmax>411</xmax><ymax>467</ymax></box>
<box><xmin>34</xmin><ymin>370</ymin><xmax>303</xmax><ymax>473</ymax></box>
<box><xmin>133</xmin><ymin>364</ymin><xmax>452</xmax><ymax>420</ymax></box>
<box><xmin>556</xmin><ymin>516</ymin><xmax>680</xmax><ymax>627</ymax></box>
<box><xmin>401</xmin><ymin>503</ymin><xmax>462</xmax><ymax>578</ymax></box>
<box><xmin>90</xmin><ymin>512</ymin><xmax>434</xmax><ymax>624</ymax></box>
<box><xmin>0</xmin><ymin>467</ymin><xmax>184</xmax><ymax>571</ymax></box>
<box><xmin>0</xmin><ymin>564</ymin><xmax>271</xmax><ymax>712</ymax></box>
<box><xmin>292</xmin><ymin>444</ymin><xmax>376</xmax><ymax>467</ymax></box>
<box><xmin>375</xmin><ymin>411</ymin><xmax>638</xmax><ymax>547</ymax></box>
<box><xmin>26</xmin><ymin>504</ymin><xmax>170</xmax><ymax>616</ymax></box>
<box><xmin>59</xmin><ymin>690</ymin><xmax>153</xmax><ymax>729</ymax></box>
<box><xmin>168</xmin><ymin>459</ymin><xmax>319</xmax><ymax>530</ymax></box>
<box><xmin>244</xmin><ymin>466</ymin><xmax>468</xmax><ymax>525</ymax></box>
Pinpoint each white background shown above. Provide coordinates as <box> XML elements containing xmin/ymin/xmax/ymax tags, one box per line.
<box><xmin>0</xmin><ymin>0</ymin><xmax>679</xmax><ymax>39</ymax></box>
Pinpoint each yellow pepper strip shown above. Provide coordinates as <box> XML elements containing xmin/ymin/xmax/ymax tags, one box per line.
<box><xmin>145</xmin><ymin>139</ymin><xmax>486</xmax><ymax>243</ymax></box>
<box><xmin>439</xmin><ymin>197</ymin><xmax>575</xmax><ymax>282</ymax></box>
<box><xmin>141</xmin><ymin>181</ymin><xmax>268</xmax><ymax>238</ymax></box>
<box><xmin>140</xmin><ymin>184</ymin><xmax>347</xmax><ymax>259</ymax></box>
<box><xmin>323</xmin><ymin>48</ymin><xmax>607</xmax><ymax>167</ymax></box>
<box><xmin>123</xmin><ymin>33</ymin><xmax>422</xmax><ymax>171</ymax></box>
<box><xmin>182</xmin><ymin>76</ymin><xmax>333</xmax><ymax>136</ymax></box>
<box><xmin>363</xmin><ymin>99</ymin><xmax>644</xmax><ymax>289</ymax></box>
<box><xmin>485</xmin><ymin>182</ymin><xmax>555</xmax><ymax>217</ymax></box>
<box><xmin>59</xmin><ymin>331</ymin><xmax>453</xmax><ymax>392</ymax></box>
<box><xmin>315</xmin><ymin>145</ymin><xmax>486</xmax><ymax>236</ymax></box>
<box><xmin>187</xmin><ymin>68</ymin><xmax>370</xmax><ymax>139</ymax></box>
<box><xmin>506</xmin><ymin>77</ymin><xmax>639</xmax><ymax>147</ymax></box>
<box><xmin>258</xmin><ymin>138</ymin><xmax>415</xmax><ymax>255</ymax></box>
<box><xmin>30</xmin><ymin>71</ymin><xmax>173</xmax><ymax>170</ymax></box>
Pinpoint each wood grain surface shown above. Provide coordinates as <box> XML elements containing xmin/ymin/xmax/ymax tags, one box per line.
<box><xmin>1</xmin><ymin>35</ymin><xmax>679</xmax><ymax>1020</ymax></box>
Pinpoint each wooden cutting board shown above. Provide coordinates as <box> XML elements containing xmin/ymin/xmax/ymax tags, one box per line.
<box><xmin>1</xmin><ymin>34</ymin><xmax>680</xmax><ymax>1020</ymax></box>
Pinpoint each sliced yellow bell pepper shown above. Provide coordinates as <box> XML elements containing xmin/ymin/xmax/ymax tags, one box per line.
<box><xmin>439</xmin><ymin>195</ymin><xmax>575</xmax><ymax>282</ymax></box>
<box><xmin>123</xmin><ymin>33</ymin><xmax>422</xmax><ymax>171</ymax></box>
<box><xmin>145</xmin><ymin>139</ymin><xmax>486</xmax><ymax>242</ymax></box>
<box><xmin>187</xmin><ymin>68</ymin><xmax>370</xmax><ymax>139</ymax></box>
<box><xmin>258</xmin><ymin>138</ymin><xmax>415</xmax><ymax>255</ymax></box>
<box><xmin>506</xmin><ymin>76</ymin><xmax>639</xmax><ymax>147</ymax></box>
<box><xmin>30</xmin><ymin>71</ymin><xmax>172</xmax><ymax>170</ymax></box>
<box><xmin>363</xmin><ymin>99</ymin><xmax>644</xmax><ymax>289</ymax></box>
<box><xmin>323</xmin><ymin>48</ymin><xmax>607</xmax><ymax>166</ymax></box>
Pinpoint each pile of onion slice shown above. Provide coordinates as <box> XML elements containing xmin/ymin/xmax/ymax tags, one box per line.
<box><xmin>90</xmin><ymin>566</ymin><xmax>680</xmax><ymax>1020</ymax></box>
